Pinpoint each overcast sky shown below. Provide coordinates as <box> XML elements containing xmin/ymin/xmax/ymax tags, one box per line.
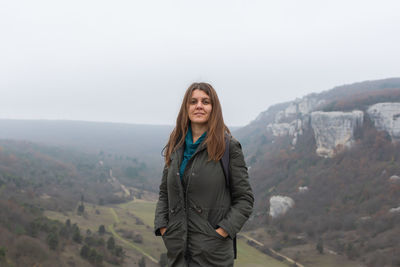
<box><xmin>1</xmin><ymin>0</ymin><xmax>400</xmax><ymax>126</ymax></box>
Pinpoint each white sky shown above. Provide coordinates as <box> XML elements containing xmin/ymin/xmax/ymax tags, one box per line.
<box><xmin>1</xmin><ymin>0</ymin><xmax>400</xmax><ymax>126</ymax></box>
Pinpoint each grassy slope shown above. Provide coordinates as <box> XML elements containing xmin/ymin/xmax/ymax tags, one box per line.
<box><xmin>45</xmin><ymin>199</ymin><xmax>289</xmax><ymax>267</ymax></box>
<box><xmin>245</xmin><ymin>228</ymin><xmax>364</xmax><ymax>267</ymax></box>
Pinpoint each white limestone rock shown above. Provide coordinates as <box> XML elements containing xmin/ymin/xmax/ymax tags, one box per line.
<box><xmin>284</xmin><ymin>103</ymin><xmax>298</xmax><ymax>118</ymax></box>
<box><xmin>389</xmin><ymin>206</ymin><xmax>400</xmax><ymax>213</ymax></box>
<box><xmin>267</xmin><ymin>119</ymin><xmax>303</xmax><ymax>137</ymax></box>
<box><xmin>267</xmin><ymin>119</ymin><xmax>304</xmax><ymax>146</ymax></box>
<box><xmin>390</xmin><ymin>175</ymin><xmax>400</xmax><ymax>183</ymax></box>
<box><xmin>360</xmin><ymin>216</ymin><xmax>371</xmax><ymax>221</ymax></box>
<box><xmin>275</xmin><ymin>97</ymin><xmax>325</xmax><ymax>123</ymax></box>
<box><xmin>311</xmin><ymin>111</ymin><xmax>364</xmax><ymax>157</ymax></box>
<box><xmin>298</xmin><ymin>186</ymin><xmax>309</xmax><ymax>193</ymax></box>
<box><xmin>269</xmin><ymin>195</ymin><xmax>295</xmax><ymax>218</ymax></box>
<box><xmin>298</xmin><ymin>97</ymin><xmax>325</xmax><ymax>114</ymax></box>
<box><xmin>367</xmin><ymin>103</ymin><xmax>400</xmax><ymax>141</ymax></box>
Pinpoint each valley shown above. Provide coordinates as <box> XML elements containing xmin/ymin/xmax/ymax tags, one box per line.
<box><xmin>45</xmin><ymin>197</ymin><xmax>290</xmax><ymax>267</ymax></box>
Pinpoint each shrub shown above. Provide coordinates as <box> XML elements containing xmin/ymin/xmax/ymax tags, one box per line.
<box><xmin>46</xmin><ymin>232</ymin><xmax>59</xmax><ymax>250</ymax></box>
<box><xmin>107</xmin><ymin>237</ymin><xmax>115</xmax><ymax>250</ymax></box>
<box><xmin>98</xmin><ymin>225</ymin><xmax>106</xmax><ymax>235</ymax></box>
<box><xmin>133</xmin><ymin>234</ymin><xmax>143</xmax><ymax>244</ymax></box>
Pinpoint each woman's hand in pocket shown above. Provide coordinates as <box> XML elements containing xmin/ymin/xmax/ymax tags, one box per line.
<box><xmin>215</xmin><ymin>227</ymin><xmax>228</xmax><ymax>238</ymax></box>
<box><xmin>160</xmin><ymin>227</ymin><xmax>167</xmax><ymax>236</ymax></box>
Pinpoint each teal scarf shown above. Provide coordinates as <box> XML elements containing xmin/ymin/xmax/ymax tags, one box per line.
<box><xmin>179</xmin><ymin>126</ymin><xmax>207</xmax><ymax>180</ymax></box>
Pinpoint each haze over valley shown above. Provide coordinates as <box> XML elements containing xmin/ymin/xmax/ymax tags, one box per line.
<box><xmin>1</xmin><ymin>78</ymin><xmax>400</xmax><ymax>266</ymax></box>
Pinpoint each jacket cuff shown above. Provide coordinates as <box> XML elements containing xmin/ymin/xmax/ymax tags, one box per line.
<box><xmin>154</xmin><ymin>223</ymin><xmax>167</xmax><ymax>236</ymax></box>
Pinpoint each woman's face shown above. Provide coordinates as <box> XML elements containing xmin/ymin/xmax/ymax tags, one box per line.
<box><xmin>188</xmin><ymin>89</ymin><xmax>212</xmax><ymax>127</ymax></box>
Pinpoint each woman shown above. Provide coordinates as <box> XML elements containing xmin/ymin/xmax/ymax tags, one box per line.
<box><xmin>154</xmin><ymin>82</ymin><xmax>254</xmax><ymax>267</ymax></box>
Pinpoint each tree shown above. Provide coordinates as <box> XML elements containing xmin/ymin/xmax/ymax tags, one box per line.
<box><xmin>47</xmin><ymin>232</ymin><xmax>59</xmax><ymax>250</ymax></box>
<box><xmin>107</xmin><ymin>237</ymin><xmax>115</xmax><ymax>250</ymax></box>
<box><xmin>0</xmin><ymin>246</ymin><xmax>6</xmax><ymax>262</ymax></box>
<box><xmin>73</xmin><ymin>228</ymin><xmax>82</xmax><ymax>243</ymax></box>
<box><xmin>114</xmin><ymin>245</ymin><xmax>124</xmax><ymax>257</ymax></box>
<box><xmin>77</xmin><ymin>204</ymin><xmax>85</xmax><ymax>215</ymax></box>
<box><xmin>138</xmin><ymin>256</ymin><xmax>146</xmax><ymax>267</ymax></box>
<box><xmin>65</xmin><ymin>218</ymin><xmax>71</xmax><ymax>228</ymax></box>
<box><xmin>98</xmin><ymin>225</ymin><xmax>106</xmax><ymax>235</ymax></box>
<box><xmin>88</xmin><ymin>248</ymin><xmax>98</xmax><ymax>263</ymax></box>
<box><xmin>316</xmin><ymin>238</ymin><xmax>324</xmax><ymax>254</ymax></box>
<box><xmin>80</xmin><ymin>244</ymin><xmax>90</xmax><ymax>259</ymax></box>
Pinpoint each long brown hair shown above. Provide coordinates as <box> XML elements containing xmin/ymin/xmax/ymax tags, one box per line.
<box><xmin>164</xmin><ymin>82</ymin><xmax>230</xmax><ymax>166</ymax></box>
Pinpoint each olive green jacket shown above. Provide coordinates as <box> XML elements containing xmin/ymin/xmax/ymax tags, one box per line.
<box><xmin>154</xmin><ymin>137</ymin><xmax>254</xmax><ymax>267</ymax></box>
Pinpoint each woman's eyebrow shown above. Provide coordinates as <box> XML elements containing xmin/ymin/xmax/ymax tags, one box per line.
<box><xmin>191</xmin><ymin>97</ymin><xmax>210</xmax><ymax>100</ymax></box>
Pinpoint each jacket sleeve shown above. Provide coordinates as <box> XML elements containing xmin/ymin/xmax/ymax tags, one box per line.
<box><xmin>154</xmin><ymin>164</ymin><xmax>169</xmax><ymax>236</ymax></box>
<box><xmin>217</xmin><ymin>138</ymin><xmax>254</xmax><ymax>238</ymax></box>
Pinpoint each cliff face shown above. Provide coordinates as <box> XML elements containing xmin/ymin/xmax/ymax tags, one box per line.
<box><xmin>238</xmin><ymin>79</ymin><xmax>400</xmax><ymax>158</ymax></box>
<box><xmin>310</xmin><ymin>111</ymin><xmax>364</xmax><ymax>157</ymax></box>
<box><xmin>265</xmin><ymin>96</ymin><xmax>365</xmax><ymax>157</ymax></box>
<box><xmin>266</xmin><ymin>96</ymin><xmax>322</xmax><ymax>146</ymax></box>
<box><xmin>367</xmin><ymin>102</ymin><xmax>400</xmax><ymax>141</ymax></box>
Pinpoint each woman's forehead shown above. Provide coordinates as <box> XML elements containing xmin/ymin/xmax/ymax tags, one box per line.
<box><xmin>191</xmin><ymin>89</ymin><xmax>210</xmax><ymax>98</ymax></box>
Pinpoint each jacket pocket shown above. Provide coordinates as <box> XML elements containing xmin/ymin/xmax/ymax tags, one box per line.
<box><xmin>162</xmin><ymin>220</ymin><xmax>184</xmax><ymax>257</ymax></box>
<box><xmin>198</xmin><ymin>231</ymin><xmax>234</xmax><ymax>266</ymax></box>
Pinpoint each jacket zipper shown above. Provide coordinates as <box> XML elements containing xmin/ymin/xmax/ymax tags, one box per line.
<box><xmin>183</xmin><ymin>144</ymin><xmax>204</xmax><ymax>260</ymax></box>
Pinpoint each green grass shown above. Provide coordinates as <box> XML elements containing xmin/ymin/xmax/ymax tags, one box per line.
<box><xmin>118</xmin><ymin>199</ymin><xmax>157</xmax><ymax>226</ymax></box>
<box><xmin>235</xmin><ymin>238</ymin><xmax>290</xmax><ymax>267</ymax></box>
<box><xmin>108</xmin><ymin>222</ymin><xmax>158</xmax><ymax>263</ymax></box>
<box><xmin>281</xmin><ymin>244</ymin><xmax>360</xmax><ymax>267</ymax></box>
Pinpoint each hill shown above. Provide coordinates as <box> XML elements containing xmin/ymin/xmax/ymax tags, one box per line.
<box><xmin>237</xmin><ymin>78</ymin><xmax>400</xmax><ymax>267</ymax></box>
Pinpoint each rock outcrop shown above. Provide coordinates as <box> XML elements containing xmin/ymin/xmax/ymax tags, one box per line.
<box><xmin>245</xmin><ymin>81</ymin><xmax>400</xmax><ymax>159</ymax></box>
<box><xmin>389</xmin><ymin>175</ymin><xmax>400</xmax><ymax>183</ymax></box>
<box><xmin>269</xmin><ymin>195</ymin><xmax>294</xmax><ymax>218</ymax></box>
<box><xmin>267</xmin><ymin>119</ymin><xmax>303</xmax><ymax>145</ymax></box>
<box><xmin>367</xmin><ymin>103</ymin><xmax>400</xmax><ymax>141</ymax></box>
<box><xmin>266</xmin><ymin>96</ymin><xmax>323</xmax><ymax>146</ymax></box>
<box><xmin>310</xmin><ymin>111</ymin><xmax>364</xmax><ymax>157</ymax></box>
<box><xmin>389</xmin><ymin>206</ymin><xmax>400</xmax><ymax>213</ymax></box>
<box><xmin>298</xmin><ymin>186</ymin><xmax>309</xmax><ymax>193</ymax></box>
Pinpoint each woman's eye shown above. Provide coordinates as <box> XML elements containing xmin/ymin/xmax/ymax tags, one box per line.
<box><xmin>190</xmin><ymin>100</ymin><xmax>197</xmax><ymax>104</ymax></box>
<box><xmin>202</xmin><ymin>100</ymin><xmax>210</xmax><ymax>105</ymax></box>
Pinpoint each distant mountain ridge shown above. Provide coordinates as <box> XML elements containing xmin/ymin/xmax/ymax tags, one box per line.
<box><xmin>0</xmin><ymin>120</ymin><xmax>173</xmax><ymax>160</ymax></box>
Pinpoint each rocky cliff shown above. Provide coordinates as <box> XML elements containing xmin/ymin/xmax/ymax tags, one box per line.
<box><xmin>310</xmin><ymin>111</ymin><xmax>364</xmax><ymax>157</ymax></box>
<box><xmin>240</xmin><ymin>78</ymin><xmax>400</xmax><ymax>158</ymax></box>
<box><xmin>367</xmin><ymin>102</ymin><xmax>400</xmax><ymax>141</ymax></box>
<box><xmin>265</xmin><ymin>97</ymin><xmax>365</xmax><ymax>157</ymax></box>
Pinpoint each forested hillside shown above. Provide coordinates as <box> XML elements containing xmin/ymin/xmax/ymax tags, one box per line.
<box><xmin>0</xmin><ymin>139</ymin><xmax>160</xmax><ymax>266</ymax></box>
<box><xmin>237</xmin><ymin>78</ymin><xmax>400</xmax><ymax>267</ymax></box>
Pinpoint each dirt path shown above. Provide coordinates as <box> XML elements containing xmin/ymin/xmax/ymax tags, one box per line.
<box><xmin>108</xmin><ymin>207</ymin><xmax>158</xmax><ymax>264</ymax></box>
<box><xmin>239</xmin><ymin>233</ymin><xmax>305</xmax><ymax>267</ymax></box>
<box><xmin>109</xmin><ymin>169</ymin><xmax>131</xmax><ymax>197</ymax></box>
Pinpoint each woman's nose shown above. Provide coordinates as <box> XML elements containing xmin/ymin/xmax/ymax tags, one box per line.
<box><xmin>195</xmin><ymin>102</ymin><xmax>204</xmax><ymax>109</ymax></box>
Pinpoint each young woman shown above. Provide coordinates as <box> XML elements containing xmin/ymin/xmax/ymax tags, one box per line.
<box><xmin>154</xmin><ymin>82</ymin><xmax>254</xmax><ymax>267</ymax></box>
